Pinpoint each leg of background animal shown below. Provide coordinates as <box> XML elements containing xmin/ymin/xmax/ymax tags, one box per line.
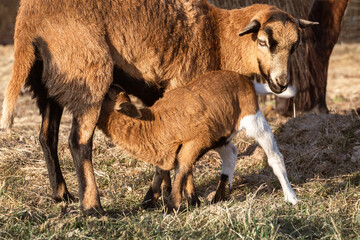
<box><xmin>166</xmin><ymin>142</ymin><xmax>200</xmax><ymax>213</ymax></box>
<box><xmin>240</xmin><ymin>111</ymin><xmax>298</xmax><ymax>205</ymax></box>
<box><xmin>39</xmin><ymin>99</ymin><xmax>73</xmax><ymax>202</ymax></box>
<box><xmin>212</xmin><ymin>142</ymin><xmax>238</xmax><ymax>203</ymax></box>
<box><xmin>183</xmin><ymin>169</ymin><xmax>200</xmax><ymax>206</ymax></box>
<box><xmin>142</xmin><ymin>167</ymin><xmax>171</xmax><ymax>208</ymax></box>
<box><xmin>68</xmin><ymin>106</ymin><xmax>104</xmax><ymax>215</ymax></box>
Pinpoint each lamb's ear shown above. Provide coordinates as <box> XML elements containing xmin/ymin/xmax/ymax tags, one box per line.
<box><xmin>296</xmin><ymin>19</ymin><xmax>319</xmax><ymax>29</ymax></box>
<box><xmin>239</xmin><ymin>19</ymin><xmax>261</xmax><ymax>36</ymax></box>
<box><xmin>107</xmin><ymin>84</ymin><xmax>124</xmax><ymax>100</ymax></box>
<box><xmin>116</xmin><ymin>102</ymin><xmax>142</xmax><ymax>119</ymax></box>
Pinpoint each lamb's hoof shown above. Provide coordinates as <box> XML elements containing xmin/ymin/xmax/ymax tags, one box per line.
<box><xmin>185</xmin><ymin>193</ymin><xmax>201</xmax><ymax>207</ymax></box>
<box><xmin>141</xmin><ymin>187</ymin><xmax>158</xmax><ymax>209</ymax></box>
<box><xmin>164</xmin><ymin>199</ymin><xmax>181</xmax><ymax>214</ymax></box>
<box><xmin>164</xmin><ymin>205</ymin><xmax>179</xmax><ymax>215</ymax></box>
<box><xmin>285</xmin><ymin>194</ymin><xmax>299</xmax><ymax>205</ymax></box>
<box><xmin>211</xmin><ymin>187</ymin><xmax>227</xmax><ymax>204</ymax></box>
<box><xmin>82</xmin><ymin>206</ymin><xmax>106</xmax><ymax>217</ymax></box>
<box><xmin>212</xmin><ymin>174</ymin><xmax>229</xmax><ymax>204</ymax></box>
<box><xmin>211</xmin><ymin>192</ymin><xmax>225</xmax><ymax>204</ymax></box>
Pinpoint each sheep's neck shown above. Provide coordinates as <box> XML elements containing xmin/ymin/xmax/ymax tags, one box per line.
<box><xmin>211</xmin><ymin>6</ymin><xmax>257</xmax><ymax>76</ymax></box>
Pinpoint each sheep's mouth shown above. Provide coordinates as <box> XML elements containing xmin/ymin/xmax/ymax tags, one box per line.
<box><xmin>267</xmin><ymin>79</ymin><xmax>288</xmax><ymax>94</ymax></box>
<box><xmin>257</xmin><ymin>59</ymin><xmax>287</xmax><ymax>94</ymax></box>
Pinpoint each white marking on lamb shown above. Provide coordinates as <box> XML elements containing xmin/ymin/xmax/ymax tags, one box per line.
<box><xmin>215</xmin><ymin>143</ymin><xmax>238</xmax><ymax>189</ymax></box>
<box><xmin>239</xmin><ymin>110</ymin><xmax>298</xmax><ymax>205</ymax></box>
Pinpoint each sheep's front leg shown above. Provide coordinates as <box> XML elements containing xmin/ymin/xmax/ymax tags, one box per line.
<box><xmin>142</xmin><ymin>167</ymin><xmax>171</xmax><ymax>208</ymax></box>
<box><xmin>166</xmin><ymin>142</ymin><xmax>200</xmax><ymax>213</ymax></box>
<box><xmin>40</xmin><ymin>99</ymin><xmax>73</xmax><ymax>202</ymax></box>
<box><xmin>69</xmin><ymin>106</ymin><xmax>104</xmax><ymax>215</ymax></box>
<box><xmin>212</xmin><ymin>143</ymin><xmax>238</xmax><ymax>203</ymax></box>
<box><xmin>240</xmin><ymin>111</ymin><xmax>298</xmax><ymax>205</ymax></box>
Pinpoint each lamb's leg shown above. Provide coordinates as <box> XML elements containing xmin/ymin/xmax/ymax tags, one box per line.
<box><xmin>69</xmin><ymin>106</ymin><xmax>104</xmax><ymax>215</ymax></box>
<box><xmin>166</xmin><ymin>142</ymin><xmax>199</xmax><ymax>213</ymax></box>
<box><xmin>183</xmin><ymin>169</ymin><xmax>200</xmax><ymax>206</ymax></box>
<box><xmin>142</xmin><ymin>167</ymin><xmax>171</xmax><ymax>208</ymax></box>
<box><xmin>212</xmin><ymin>142</ymin><xmax>238</xmax><ymax>203</ymax></box>
<box><xmin>240</xmin><ymin>111</ymin><xmax>298</xmax><ymax>205</ymax></box>
<box><xmin>39</xmin><ymin>99</ymin><xmax>73</xmax><ymax>202</ymax></box>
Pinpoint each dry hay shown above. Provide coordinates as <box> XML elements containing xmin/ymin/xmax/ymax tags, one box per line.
<box><xmin>278</xmin><ymin>113</ymin><xmax>360</xmax><ymax>180</ymax></box>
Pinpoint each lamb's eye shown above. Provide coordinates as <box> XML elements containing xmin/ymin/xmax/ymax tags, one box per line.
<box><xmin>258</xmin><ymin>39</ymin><xmax>267</xmax><ymax>47</ymax></box>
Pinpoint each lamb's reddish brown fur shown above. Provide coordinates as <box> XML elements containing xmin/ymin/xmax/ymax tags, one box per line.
<box><xmin>98</xmin><ymin>71</ymin><xmax>259</xmax><ymax>211</ymax></box>
<box><xmin>98</xmin><ymin>70</ymin><xmax>298</xmax><ymax>211</ymax></box>
<box><xmin>99</xmin><ymin>72</ymin><xmax>258</xmax><ymax>169</ymax></box>
<box><xmin>1</xmin><ymin>0</ymin><xmax>313</xmax><ymax>214</ymax></box>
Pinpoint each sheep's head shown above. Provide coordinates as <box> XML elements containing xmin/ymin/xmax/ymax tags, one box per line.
<box><xmin>239</xmin><ymin>8</ymin><xmax>318</xmax><ymax>94</ymax></box>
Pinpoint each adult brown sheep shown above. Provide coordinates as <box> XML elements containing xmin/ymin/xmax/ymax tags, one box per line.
<box><xmin>0</xmin><ymin>0</ymin><xmax>316</xmax><ymax>215</ymax></box>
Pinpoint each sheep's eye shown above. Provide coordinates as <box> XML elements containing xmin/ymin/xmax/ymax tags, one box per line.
<box><xmin>258</xmin><ymin>39</ymin><xmax>267</xmax><ymax>47</ymax></box>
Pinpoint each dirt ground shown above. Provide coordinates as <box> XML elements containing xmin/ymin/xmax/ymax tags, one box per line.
<box><xmin>327</xmin><ymin>43</ymin><xmax>360</xmax><ymax>114</ymax></box>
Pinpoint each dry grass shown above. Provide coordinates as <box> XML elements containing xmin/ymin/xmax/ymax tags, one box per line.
<box><xmin>0</xmin><ymin>44</ymin><xmax>360</xmax><ymax>239</ymax></box>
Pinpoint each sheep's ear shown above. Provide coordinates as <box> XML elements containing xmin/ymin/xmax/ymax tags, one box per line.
<box><xmin>239</xmin><ymin>19</ymin><xmax>261</xmax><ymax>36</ymax></box>
<box><xmin>116</xmin><ymin>102</ymin><xmax>142</xmax><ymax>119</ymax></box>
<box><xmin>296</xmin><ymin>19</ymin><xmax>319</xmax><ymax>29</ymax></box>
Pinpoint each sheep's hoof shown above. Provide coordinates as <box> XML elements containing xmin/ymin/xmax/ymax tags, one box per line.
<box><xmin>141</xmin><ymin>187</ymin><xmax>158</xmax><ymax>209</ymax></box>
<box><xmin>82</xmin><ymin>206</ymin><xmax>106</xmax><ymax>217</ymax></box>
<box><xmin>53</xmin><ymin>192</ymin><xmax>75</xmax><ymax>203</ymax></box>
<box><xmin>141</xmin><ymin>198</ymin><xmax>157</xmax><ymax>209</ymax></box>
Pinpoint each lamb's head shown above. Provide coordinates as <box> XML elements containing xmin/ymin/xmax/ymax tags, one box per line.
<box><xmin>238</xmin><ymin>5</ymin><xmax>318</xmax><ymax>93</ymax></box>
<box><xmin>102</xmin><ymin>84</ymin><xmax>142</xmax><ymax>119</ymax></box>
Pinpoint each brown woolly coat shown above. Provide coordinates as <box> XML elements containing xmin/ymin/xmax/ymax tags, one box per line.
<box><xmin>98</xmin><ymin>71</ymin><xmax>258</xmax><ymax>171</ymax></box>
<box><xmin>8</xmin><ymin>0</ymin><xmax>297</xmax><ymax>116</ymax></box>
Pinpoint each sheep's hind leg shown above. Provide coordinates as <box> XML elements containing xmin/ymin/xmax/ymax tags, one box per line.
<box><xmin>39</xmin><ymin>99</ymin><xmax>73</xmax><ymax>202</ymax></box>
<box><xmin>142</xmin><ymin>167</ymin><xmax>171</xmax><ymax>208</ymax></box>
<box><xmin>69</xmin><ymin>106</ymin><xmax>104</xmax><ymax>215</ymax></box>
<box><xmin>240</xmin><ymin>111</ymin><xmax>298</xmax><ymax>205</ymax></box>
<box><xmin>212</xmin><ymin>142</ymin><xmax>238</xmax><ymax>203</ymax></box>
<box><xmin>166</xmin><ymin>142</ymin><xmax>200</xmax><ymax>213</ymax></box>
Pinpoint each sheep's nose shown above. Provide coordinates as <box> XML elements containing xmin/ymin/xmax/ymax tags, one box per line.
<box><xmin>278</xmin><ymin>83</ymin><xmax>288</xmax><ymax>92</ymax></box>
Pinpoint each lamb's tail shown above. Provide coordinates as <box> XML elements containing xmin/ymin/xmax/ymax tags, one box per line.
<box><xmin>1</xmin><ymin>39</ymin><xmax>36</xmax><ymax>130</ymax></box>
<box><xmin>252</xmin><ymin>81</ymin><xmax>297</xmax><ymax>98</ymax></box>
